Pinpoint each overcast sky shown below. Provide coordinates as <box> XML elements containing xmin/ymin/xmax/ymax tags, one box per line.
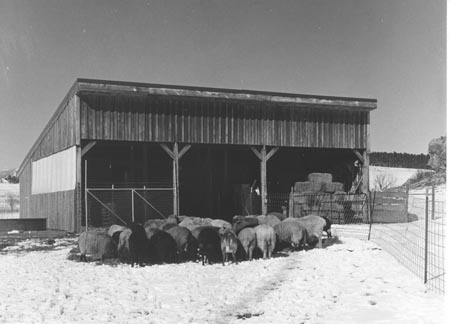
<box><xmin>0</xmin><ymin>0</ymin><xmax>446</xmax><ymax>169</ymax></box>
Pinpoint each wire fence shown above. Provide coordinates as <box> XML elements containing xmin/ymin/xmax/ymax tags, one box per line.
<box><xmin>369</xmin><ymin>191</ymin><xmax>446</xmax><ymax>294</ymax></box>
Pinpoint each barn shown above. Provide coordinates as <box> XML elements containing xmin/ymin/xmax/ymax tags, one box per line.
<box><xmin>17</xmin><ymin>79</ymin><xmax>377</xmax><ymax>232</ymax></box>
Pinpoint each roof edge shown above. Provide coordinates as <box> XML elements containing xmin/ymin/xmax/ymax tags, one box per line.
<box><xmin>76</xmin><ymin>78</ymin><xmax>377</xmax><ymax>109</ymax></box>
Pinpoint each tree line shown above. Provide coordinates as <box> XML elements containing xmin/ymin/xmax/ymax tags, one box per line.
<box><xmin>370</xmin><ymin>152</ymin><xmax>429</xmax><ymax>169</ymax></box>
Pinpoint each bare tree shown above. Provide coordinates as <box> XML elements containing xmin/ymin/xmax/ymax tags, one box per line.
<box><xmin>374</xmin><ymin>173</ymin><xmax>396</xmax><ymax>191</ymax></box>
<box><xmin>6</xmin><ymin>192</ymin><xmax>19</xmax><ymax>212</ymax></box>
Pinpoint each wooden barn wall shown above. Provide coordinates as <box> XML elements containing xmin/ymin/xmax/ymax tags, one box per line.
<box><xmin>30</xmin><ymin>191</ymin><xmax>76</xmax><ymax>231</ymax></box>
<box><xmin>19</xmin><ymin>159</ymin><xmax>75</xmax><ymax>231</ymax></box>
<box><xmin>80</xmin><ymin>94</ymin><xmax>369</xmax><ymax>149</ymax></box>
<box><xmin>30</xmin><ymin>95</ymin><xmax>79</xmax><ymax>161</ymax></box>
<box><xmin>19</xmin><ymin>161</ymin><xmax>32</xmax><ymax>219</ymax></box>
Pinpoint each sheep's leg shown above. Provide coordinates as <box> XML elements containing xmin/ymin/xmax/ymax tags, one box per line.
<box><xmin>248</xmin><ymin>246</ymin><xmax>253</xmax><ymax>261</ymax></box>
<box><xmin>80</xmin><ymin>254</ymin><xmax>86</xmax><ymax>262</ymax></box>
<box><xmin>232</xmin><ymin>252</ymin><xmax>237</xmax><ymax>264</ymax></box>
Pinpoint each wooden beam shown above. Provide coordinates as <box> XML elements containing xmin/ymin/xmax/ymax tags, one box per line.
<box><xmin>266</xmin><ymin>147</ymin><xmax>279</xmax><ymax>161</ymax></box>
<box><xmin>250</xmin><ymin>146</ymin><xmax>262</xmax><ymax>160</ymax></box>
<box><xmin>261</xmin><ymin>146</ymin><xmax>267</xmax><ymax>215</ymax></box>
<box><xmin>178</xmin><ymin>144</ymin><xmax>192</xmax><ymax>159</ymax></box>
<box><xmin>81</xmin><ymin>141</ymin><xmax>97</xmax><ymax>157</ymax></box>
<box><xmin>160</xmin><ymin>143</ymin><xmax>175</xmax><ymax>159</ymax></box>
<box><xmin>352</xmin><ymin>149</ymin><xmax>364</xmax><ymax>164</ymax></box>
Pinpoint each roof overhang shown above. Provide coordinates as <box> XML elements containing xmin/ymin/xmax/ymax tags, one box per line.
<box><xmin>76</xmin><ymin>78</ymin><xmax>377</xmax><ymax>111</ymax></box>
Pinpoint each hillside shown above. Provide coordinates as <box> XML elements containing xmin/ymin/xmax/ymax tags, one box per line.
<box><xmin>370</xmin><ymin>152</ymin><xmax>429</xmax><ymax>169</ymax></box>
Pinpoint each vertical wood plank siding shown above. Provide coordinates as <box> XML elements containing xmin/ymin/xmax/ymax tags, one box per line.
<box><xmin>80</xmin><ymin>94</ymin><xmax>369</xmax><ymax>149</ymax></box>
<box><xmin>18</xmin><ymin>95</ymin><xmax>78</xmax><ymax>232</ymax></box>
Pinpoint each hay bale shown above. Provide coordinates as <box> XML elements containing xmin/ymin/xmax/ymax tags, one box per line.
<box><xmin>323</xmin><ymin>182</ymin><xmax>344</xmax><ymax>193</ymax></box>
<box><xmin>294</xmin><ymin>181</ymin><xmax>323</xmax><ymax>192</ymax></box>
<box><xmin>307</xmin><ymin>173</ymin><xmax>332</xmax><ymax>183</ymax></box>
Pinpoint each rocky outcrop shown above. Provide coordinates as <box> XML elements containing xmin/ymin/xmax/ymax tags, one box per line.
<box><xmin>427</xmin><ymin>136</ymin><xmax>446</xmax><ymax>172</ymax></box>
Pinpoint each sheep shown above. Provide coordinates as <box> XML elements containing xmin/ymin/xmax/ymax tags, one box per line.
<box><xmin>117</xmin><ymin>223</ymin><xmax>148</xmax><ymax>266</ymax></box>
<box><xmin>322</xmin><ymin>216</ymin><xmax>332</xmax><ymax>239</ymax></box>
<box><xmin>197</xmin><ymin>227</ymin><xmax>222</xmax><ymax>265</ymax></box>
<box><xmin>107</xmin><ymin>224</ymin><xmax>126</xmax><ymax>238</ymax></box>
<box><xmin>143</xmin><ymin>219</ymin><xmax>166</xmax><ymax>230</ymax></box>
<box><xmin>220</xmin><ymin>229</ymin><xmax>239</xmax><ymax>265</ymax></box>
<box><xmin>166</xmin><ymin>226</ymin><xmax>198</xmax><ymax>262</ymax></box>
<box><xmin>232</xmin><ymin>216</ymin><xmax>259</xmax><ymax>234</ymax></box>
<box><xmin>147</xmin><ymin>229</ymin><xmax>178</xmax><ymax>264</ymax></box>
<box><xmin>210</xmin><ymin>219</ymin><xmax>233</xmax><ymax>230</ymax></box>
<box><xmin>161</xmin><ymin>222</ymin><xmax>178</xmax><ymax>231</ymax></box>
<box><xmin>190</xmin><ymin>225</ymin><xmax>220</xmax><ymax>240</ymax></box>
<box><xmin>78</xmin><ymin>231</ymin><xmax>117</xmax><ymax>262</ymax></box>
<box><xmin>273</xmin><ymin>220</ymin><xmax>308</xmax><ymax>250</ymax></box>
<box><xmin>295</xmin><ymin>215</ymin><xmax>327</xmax><ymax>248</ymax></box>
<box><xmin>254</xmin><ymin>224</ymin><xmax>276</xmax><ymax>259</ymax></box>
<box><xmin>256</xmin><ymin>214</ymin><xmax>281</xmax><ymax>227</ymax></box>
<box><xmin>237</xmin><ymin>227</ymin><xmax>257</xmax><ymax>260</ymax></box>
<box><xmin>268</xmin><ymin>206</ymin><xmax>287</xmax><ymax>221</ymax></box>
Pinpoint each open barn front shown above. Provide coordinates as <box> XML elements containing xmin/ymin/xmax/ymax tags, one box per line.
<box><xmin>82</xmin><ymin>141</ymin><xmax>174</xmax><ymax>228</ymax></box>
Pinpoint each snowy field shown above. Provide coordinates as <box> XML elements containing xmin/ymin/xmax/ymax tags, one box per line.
<box><xmin>0</xmin><ymin>183</ymin><xmax>19</xmax><ymax>219</ymax></box>
<box><xmin>369</xmin><ymin>166</ymin><xmax>432</xmax><ymax>190</ymax></box>
<box><xmin>0</xmin><ymin>236</ymin><xmax>445</xmax><ymax>324</ymax></box>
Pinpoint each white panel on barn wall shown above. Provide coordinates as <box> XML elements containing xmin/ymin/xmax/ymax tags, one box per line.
<box><xmin>31</xmin><ymin>146</ymin><xmax>77</xmax><ymax>194</ymax></box>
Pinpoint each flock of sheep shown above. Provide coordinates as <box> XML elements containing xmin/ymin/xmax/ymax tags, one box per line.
<box><xmin>76</xmin><ymin>212</ymin><xmax>332</xmax><ymax>266</ymax></box>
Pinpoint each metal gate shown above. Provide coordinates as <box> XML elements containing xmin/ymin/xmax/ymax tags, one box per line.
<box><xmin>85</xmin><ymin>186</ymin><xmax>173</xmax><ymax>228</ymax></box>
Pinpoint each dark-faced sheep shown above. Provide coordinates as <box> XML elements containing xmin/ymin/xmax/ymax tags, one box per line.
<box><xmin>166</xmin><ymin>226</ymin><xmax>198</xmax><ymax>262</ymax></box>
<box><xmin>232</xmin><ymin>217</ymin><xmax>259</xmax><ymax>234</ymax></box>
<box><xmin>147</xmin><ymin>229</ymin><xmax>178</xmax><ymax>264</ymax></box>
<box><xmin>117</xmin><ymin>223</ymin><xmax>148</xmax><ymax>266</ymax></box>
<box><xmin>78</xmin><ymin>231</ymin><xmax>117</xmax><ymax>262</ymax></box>
<box><xmin>254</xmin><ymin>224</ymin><xmax>276</xmax><ymax>259</ymax></box>
<box><xmin>220</xmin><ymin>229</ymin><xmax>239</xmax><ymax>265</ymax></box>
<box><xmin>190</xmin><ymin>226</ymin><xmax>219</xmax><ymax>240</ymax></box>
<box><xmin>273</xmin><ymin>220</ymin><xmax>308</xmax><ymax>250</ymax></box>
<box><xmin>295</xmin><ymin>215</ymin><xmax>327</xmax><ymax>248</ymax></box>
<box><xmin>197</xmin><ymin>227</ymin><xmax>222</xmax><ymax>265</ymax></box>
<box><xmin>237</xmin><ymin>227</ymin><xmax>257</xmax><ymax>260</ymax></box>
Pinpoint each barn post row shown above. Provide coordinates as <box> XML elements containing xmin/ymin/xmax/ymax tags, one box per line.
<box><xmin>17</xmin><ymin>79</ymin><xmax>377</xmax><ymax>232</ymax></box>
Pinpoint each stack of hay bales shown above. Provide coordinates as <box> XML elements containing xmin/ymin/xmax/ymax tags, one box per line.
<box><xmin>289</xmin><ymin>173</ymin><xmax>345</xmax><ymax>221</ymax></box>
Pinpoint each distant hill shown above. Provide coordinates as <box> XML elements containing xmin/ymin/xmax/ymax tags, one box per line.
<box><xmin>370</xmin><ymin>152</ymin><xmax>429</xmax><ymax>169</ymax></box>
<box><xmin>0</xmin><ymin>169</ymin><xmax>18</xmax><ymax>183</ymax></box>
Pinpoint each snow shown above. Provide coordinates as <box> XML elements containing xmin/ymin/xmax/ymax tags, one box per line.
<box><xmin>0</xmin><ymin>237</ymin><xmax>445</xmax><ymax>324</ymax></box>
<box><xmin>369</xmin><ymin>166</ymin><xmax>432</xmax><ymax>190</ymax></box>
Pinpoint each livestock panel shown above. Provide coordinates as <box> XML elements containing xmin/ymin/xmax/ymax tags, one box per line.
<box><xmin>79</xmin><ymin>93</ymin><xmax>369</xmax><ymax>149</ymax></box>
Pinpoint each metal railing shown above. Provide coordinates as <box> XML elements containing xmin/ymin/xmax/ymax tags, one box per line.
<box><xmin>85</xmin><ymin>186</ymin><xmax>173</xmax><ymax>228</ymax></box>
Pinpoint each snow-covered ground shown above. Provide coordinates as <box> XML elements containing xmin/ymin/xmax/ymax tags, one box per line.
<box><xmin>0</xmin><ymin>183</ymin><xmax>19</xmax><ymax>219</ymax></box>
<box><xmin>0</xmin><ymin>236</ymin><xmax>445</xmax><ymax>324</ymax></box>
<box><xmin>369</xmin><ymin>166</ymin><xmax>433</xmax><ymax>190</ymax></box>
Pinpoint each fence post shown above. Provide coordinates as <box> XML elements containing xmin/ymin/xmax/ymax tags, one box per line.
<box><xmin>424</xmin><ymin>196</ymin><xmax>429</xmax><ymax>284</ymax></box>
<box><xmin>131</xmin><ymin>189</ymin><xmax>135</xmax><ymax>223</ymax></box>
<box><xmin>431</xmin><ymin>184</ymin><xmax>435</xmax><ymax>220</ymax></box>
<box><xmin>84</xmin><ymin>159</ymin><xmax>88</xmax><ymax>232</ymax></box>
<box><xmin>367</xmin><ymin>191</ymin><xmax>372</xmax><ymax>241</ymax></box>
<box><xmin>405</xmin><ymin>184</ymin><xmax>409</xmax><ymax>218</ymax></box>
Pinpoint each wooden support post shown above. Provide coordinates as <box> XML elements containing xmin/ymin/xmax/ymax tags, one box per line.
<box><xmin>143</xmin><ymin>144</ymin><xmax>149</xmax><ymax>219</ymax></box>
<box><xmin>84</xmin><ymin>159</ymin><xmax>88</xmax><ymax>232</ymax></box>
<box><xmin>251</xmin><ymin>146</ymin><xmax>279</xmax><ymax>215</ymax></box>
<box><xmin>160</xmin><ymin>143</ymin><xmax>191</xmax><ymax>216</ymax></box>
<box><xmin>361</xmin><ymin>150</ymin><xmax>369</xmax><ymax>194</ymax></box>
